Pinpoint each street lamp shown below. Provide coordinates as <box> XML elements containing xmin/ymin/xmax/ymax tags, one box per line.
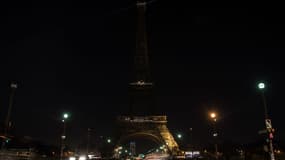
<box><xmin>189</xmin><ymin>128</ymin><xmax>194</xmax><ymax>156</ymax></box>
<box><xmin>257</xmin><ymin>82</ymin><xmax>275</xmax><ymax>160</ymax></box>
<box><xmin>63</xmin><ymin>113</ymin><xmax>69</xmax><ymax>119</ymax></box>
<box><xmin>189</xmin><ymin>128</ymin><xmax>193</xmax><ymax>146</ymax></box>
<box><xmin>60</xmin><ymin>113</ymin><xmax>69</xmax><ymax>160</ymax></box>
<box><xmin>258</xmin><ymin>82</ymin><xmax>265</xmax><ymax>89</ymax></box>
<box><xmin>209</xmin><ymin>112</ymin><xmax>218</xmax><ymax>159</ymax></box>
<box><xmin>210</xmin><ymin>112</ymin><xmax>217</xmax><ymax>121</ymax></box>
<box><xmin>87</xmin><ymin>128</ymin><xmax>92</xmax><ymax>154</ymax></box>
<box><xmin>177</xmin><ymin>133</ymin><xmax>182</xmax><ymax>139</ymax></box>
<box><xmin>2</xmin><ymin>82</ymin><xmax>17</xmax><ymax>149</ymax></box>
<box><xmin>4</xmin><ymin>83</ymin><xmax>18</xmax><ymax>136</ymax></box>
<box><xmin>62</xmin><ymin>113</ymin><xmax>69</xmax><ymax>137</ymax></box>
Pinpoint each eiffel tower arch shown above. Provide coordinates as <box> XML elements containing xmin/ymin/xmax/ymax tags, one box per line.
<box><xmin>116</xmin><ymin>116</ymin><xmax>179</xmax><ymax>155</ymax></box>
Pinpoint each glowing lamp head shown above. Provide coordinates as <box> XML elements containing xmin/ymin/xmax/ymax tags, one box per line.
<box><xmin>177</xmin><ymin>134</ymin><xmax>182</xmax><ymax>139</ymax></box>
<box><xmin>210</xmin><ymin>113</ymin><xmax>216</xmax><ymax>119</ymax></box>
<box><xmin>63</xmin><ymin>113</ymin><xmax>69</xmax><ymax>119</ymax></box>
<box><xmin>11</xmin><ymin>83</ymin><xmax>18</xmax><ymax>89</ymax></box>
<box><xmin>258</xmin><ymin>82</ymin><xmax>265</xmax><ymax>90</ymax></box>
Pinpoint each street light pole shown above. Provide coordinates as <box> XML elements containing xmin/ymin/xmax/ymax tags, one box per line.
<box><xmin>189</xmin><ymin>128</ymin><xmax>193</xmax><ymax>149</ymax></box>
<box><xmin>189</xmin><ymin>128</ymin><xmax>194</xmax><ymax>158</ymax></box>
<box><xmin>60</xmin><ymin>121</ymin><xmax>65</xmax><ymax>160</ymax></box>
<box><xmin>4</xmin><ymin>83</ymin><xmax>17</xmax><ymax>136</ymax></box>
<box><xmin>210</xmin><ymin>112</ymin><xmax>218</xmax><ymax>160</ymax></box>
<box><xmin>2</xmin><ymin>83</ymin><xmax>17</xmax><ymax>149</ymax></box>
<box><xmin>87</xmin><ymin>128</ymin><xmax>91</xmax><ymax>154</ymax></box>
<box><xmin>60</xmin><ymin>113</ymin><xmax>69</xmax><ymax>160</ymax></box>
<box><xmin>258</xmin><ymin>82</ymin><xmax>275</xmax><ymax>160</ymax></box>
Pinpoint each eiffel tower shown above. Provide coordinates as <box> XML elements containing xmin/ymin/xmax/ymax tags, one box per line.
<box><xmin>115</xmin><ymin>0</ymin><xmax>179</xmax><ymax>156</ymax></box>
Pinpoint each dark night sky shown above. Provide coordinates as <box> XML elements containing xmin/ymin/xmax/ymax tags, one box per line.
<box><xmin>1</xmin><ymin>1</ymin><xmax>285</xmax><ymax>147</ymax></box>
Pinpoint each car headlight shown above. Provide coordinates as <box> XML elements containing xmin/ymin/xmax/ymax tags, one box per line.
<box><xmin>69</xmin><ymin>157</ymin><xmax>76</xmax><ymax>160</ymax></box>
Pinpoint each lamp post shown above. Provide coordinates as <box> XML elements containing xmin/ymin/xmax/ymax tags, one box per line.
<box><xmin>4</xmin><ymin>83</ymin><xmax>17</xmax><ymax>136</ymax></box>
<box><xmin>107</xmin><ymin>138</ymin><xmax>112</xmax><ymax>144</ymax></box>
<box><xmin>189</xmin><ymin>128</ymin><xmax>194</xmax><ymax>157</ymax></box>
<box><xmin>189</xmin><ymin>128</ymin><xmax>193</xmax><ymax>148</ymax></box>
<box><xmin>209</xmin><ymin>112</ymin><xmax>218</xmax><ymax>159</ymax></box>
<box><xmin>1</xmin><ymin>83</ymin><xmax>17</xmax><ymax>149</ymax></box>
<box><xmin>257</xmin><ymin>82</ymin><xmax>275</xmax><ymax>160</ymax></box>
<box><xmin>87</xmin><ymin>128</ymin><xmax>91</xmax><ymax>154</ymax></box>
<box><xmin>60</xmin><ymin>113</ymin><xmax>69</xmax><ymax>160</ymax></box>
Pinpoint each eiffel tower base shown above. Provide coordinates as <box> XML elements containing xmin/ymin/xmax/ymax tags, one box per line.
<box><xmin>115</xmin><ymin>116</ymin><xmax>180</xmax><ymax>157</ymax></box>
